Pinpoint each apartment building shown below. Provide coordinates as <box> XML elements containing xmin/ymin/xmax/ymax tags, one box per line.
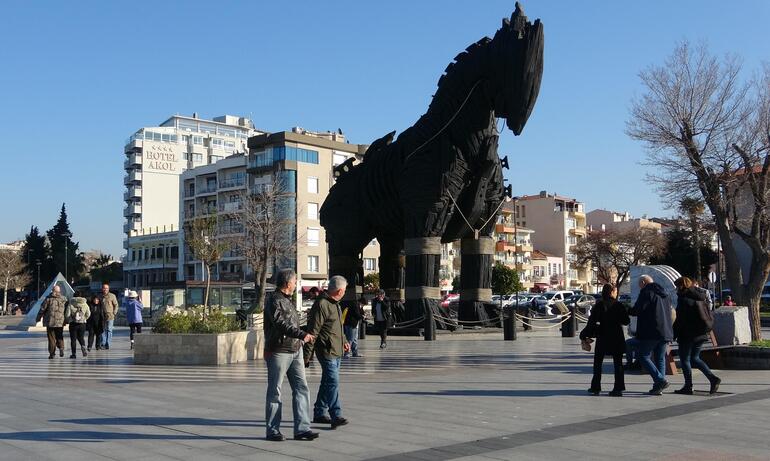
<box><xmin>123</xmin><ymin>114</ymin><xmax>261</xmax><ymax>287</ymax></box>
<box><xmin>246</xmin><ymin>127</ymin><xmax>380</xmax><ymax>289</ymax></box>
<box><xmin>586</xmin><ymin>209</ymin><xmax>662</xmax><ymax>233</ymax></box>
<box><xmin>530</xmin><ymin>250</ymin><xmax>566</xmax><ymax>292</ymax></box>
<box><xmin>493</xmin><ymin>202</ymin><xmax>534</xmax><ymax>290</ymax></box>
<box><xmin>517</xmin><ymin>191</ymin><xmax>590</xmax><ymax>291</ymax></box>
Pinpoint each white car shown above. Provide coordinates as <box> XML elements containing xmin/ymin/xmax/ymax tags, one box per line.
<box><xmin>535</xmin><ymin>291</ymin><xmax>575</xmax><ymax>315</ymax></box>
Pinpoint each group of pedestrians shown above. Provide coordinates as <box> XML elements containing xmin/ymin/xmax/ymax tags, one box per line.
<box><xmin>37</xmin><ymin>283</ymin><xmax>142</xmax><ymax>359</ymax></box>
<box><xmin>580</xmin><ymin>275</ymin><xmax>721</xmax><ymax>397</ymax></box>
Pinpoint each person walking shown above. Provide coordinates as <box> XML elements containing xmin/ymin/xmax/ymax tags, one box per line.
<box><xmin>673</xmin><ymin>277</ymin><xmax>721</xmax><ymax>395</ymax></box>
<box><xmin>580</xmin><ymin>284</ymin><xmax>629</xmax><ymax>397</ymax></box>
<box><xmin>630</xmin><ymin>275</ymin><xmax>674</xmax><ymax>395</ymax></box>
<box><xmin>124</xmin><ymin>291</ymin><xmax>143</xmax><ymax>350</ymax></box>
<box><xmin>264</xmin><ymin>269</ymin><xmax>318</xmax><ymax>442</ymax></box>
<box><xmin>86</xmin><ymin>295</ymin><xmax>104</xmax><ymax>351</ymax></box>
<box><xmin>66</xmin><ymin>293</ymin><xmax>90</xmax><ymax>358</ymax></box>
<box><xmin>305</xmin><ymin>275</ymin><xmax>350</xmax><ymax>429</ymax></box>
<box><xmin>99</xmin><ymin>284</ymin><xmax>119</xmax><ymax>350</ymax></box>
<box><xmin>371</xmin><ymin>289</ymin><xmax>391</xmax><ymax>349</ymax></box>
<box><xmin>343</xmin><ymin>296</ymin><xmax>366</xmax><ymax>358</ymax></box>
<box><xmin>37</xmin><ymin>285</ymin><xmax>67</xmax><ymax>359</ymax></box>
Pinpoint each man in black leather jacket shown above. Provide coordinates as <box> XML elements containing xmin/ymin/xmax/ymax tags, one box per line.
<box><xmin>264</xmin><ymin>268</ymin><xmax>318</xmax><ymax>442</ymax></box>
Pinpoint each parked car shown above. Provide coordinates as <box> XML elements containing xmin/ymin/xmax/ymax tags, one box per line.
<box><xmin>534</xmin><ymin>291</ymin><xmax>574</xmax><ymax>315</ymax></box>
<box><xmin>441</xmin><ymin>293</ymin><xmax>459</xmax><ymax>309</ymax></box>
<box><xmin>564</xmin><ymin>294</ymin><xmax>596</xmax><ymax>315</ymax></box>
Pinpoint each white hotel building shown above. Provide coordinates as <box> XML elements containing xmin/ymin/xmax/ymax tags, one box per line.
<box><xmin>122</xmin><ymin>114</ymin><xmax>261</xmax><ymax>288</ymax></box>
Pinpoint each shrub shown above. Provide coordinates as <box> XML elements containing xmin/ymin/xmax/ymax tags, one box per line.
<box><xmin>152</xmin><ymin>306</ymin><xmax>240</xmax><ymax>334</ymax></box>
<box><xmin>749</xmin><ymin>340</ymin><xmax>770</xmax><ymax>348</ymax></box>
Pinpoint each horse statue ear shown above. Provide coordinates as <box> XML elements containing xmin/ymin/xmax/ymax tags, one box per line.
<box><xmin>500</xmin><ymin>156</ymin><xmax>509</xmax><ymax>170</ymax></box>
<box><xmin>504</xmin><ymin>184</ymin><xmax>513</xmax><ymax>198</ymax></box>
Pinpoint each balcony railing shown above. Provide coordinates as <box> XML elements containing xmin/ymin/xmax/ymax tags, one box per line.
<box><xmin>219</xmin><ymin>178</ymin><xmax>245</xmax><ymax>189</ymax></box>
<box><xmin>197</xmin><ymin>185</ymin><xmax>218</xmax><ymax>195</ymax></box>
<box><xmin>219</xmin><ymin>202</ymin><xmax>243</xmax><ymax>212</ymax></box>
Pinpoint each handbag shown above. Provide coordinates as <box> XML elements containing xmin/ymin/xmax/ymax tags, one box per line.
<box><xmin>581</xmin><ymin>338</ymin><xmax>593</xmax><ymax>352</ymax></box>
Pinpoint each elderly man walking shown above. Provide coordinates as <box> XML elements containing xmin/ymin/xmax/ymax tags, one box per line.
<box><xmin>630</xmin><ymin>275</ymin><xmax>674</xmax><ymax>395</ymax></box>
<box><xmin>305</xmin><ymin>275</ymin><xmax>350</xmax><ymax>429</ymax></box>
<box><xmin>99</xmin><ymin>284</ymin><xmax>119</xmax><ymax>350</ymax></box>
<box><xmin>37</xmin><ymin>285</ymin><xmax>68</xmax><ymax>359</ymax></box>
<box><xmin>264</xmin><ymin>269</ymin><xmax>318</xmax><ymax>442</ymax></box>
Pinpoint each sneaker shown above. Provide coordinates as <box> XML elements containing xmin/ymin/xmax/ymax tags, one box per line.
<box><xmin>266</xmin><ymin>433</ymin><xmax>285</xmax><ymax>442</ymax></box>
<box><xmin>608</xmin><ymin>390</ymin><xmax>623</xmax><ymax>397</ymax></box>
<box><xmin>343</xmin><ymin>353</ymin><xmax>350</xmax><ymax>359</ymax></box>
<box><xmin>331</xmin><ymin>417</ymin><xmax>348</xmax><ymax>429</ymax></box>
<box><xmin>352</xmin><ymin>354</ymin><xmax>364</xmax><ymax>358</ymax></box>
<box><xmin>294</xmin><ymin>431</ymin><xmax>319</xmax><ymax>441</ymax></box>
<box><xmin>312</xmin><ymin>415</ymin><xmax>332</xmax><ymax>424</ymax></box>
<box><xmin>82</xmin><ymin>348</ymin><xmax>88</xmax><ymax>357</ymax></box>
<box><xmin>674</xmin><ymin>386</ymin><xmax>693</xmax><ymax>395</ymax></box>
<box><xmin>709</xmin><ymin>377</ymin><xmax>721</xmax><ymax>395</ymax></box>
<box><xmin>649</xmin><ymin>380</ymin><xmax>669</xmax><ymax>396</ymax></box>
<box><xmin>379</xmin><ymin>342</ymin><xmax>386</xmax><ymax>349</ymax></box>
<box><xmin>130</xmin><ymin>340</ymin><xmax>134</xmax><ymax>350</ymax></box>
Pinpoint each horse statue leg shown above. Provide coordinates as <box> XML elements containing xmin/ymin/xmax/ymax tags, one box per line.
<box><xmin>328</xmin><ymin>238</ymin><xmax>365</xmax><ymax>319</ymax></box>
<box><xmin>403</xmin><ymin>236</ymin><xmax>443</xmax><ymax>340</ymax></box>
<box><xmin>459</xmin><ymin>237</ymin><xmax>496</xmax><ymax>326</ymax></box>
<box><xmin>377</xmin><ymin>238</ymin><xmax>405</xmax><ymax>324</ymax></box>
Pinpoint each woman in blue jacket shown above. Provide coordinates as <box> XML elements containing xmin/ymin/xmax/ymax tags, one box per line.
<box><xmin>124</xmin><ymin>290</ymin><xmax>144</xmax><ymax>350</ymax></box>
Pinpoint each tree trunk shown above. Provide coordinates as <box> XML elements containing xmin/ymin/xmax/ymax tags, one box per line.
<box><xmin>748</xmin><ymin>297</ymin><xmax>762</xmax><ymax>342</ymax></box>
<box><xmin>204</xmin><ymin>264</ymin><xmax>211</xmax><ymax>315</ymax></box>
<box><xmin>256</xmin><ymin>258</ymin><xmax>269</xmax><ymax>314</ymax></box>
<box><xmin>2</xmin><ymin>279</ymin><xmax>7</xmax><ymax>316</ymax></box>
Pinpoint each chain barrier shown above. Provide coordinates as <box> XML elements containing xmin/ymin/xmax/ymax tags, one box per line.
<box><xmin>574</xmin><ymin>313</ymin><xmax>589</xmax><ymax>323</ymax></box>
<box><xmin>514</xmin><ymin>312</ymin><xmax>573</xmax><ymax>330</ymax></box>
<box><xmin>389</xmin><ymin>316</ymin><xmax>427</xmax><ymax>329</ymax></box>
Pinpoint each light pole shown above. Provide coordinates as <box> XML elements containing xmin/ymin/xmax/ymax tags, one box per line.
<box><xmin>35</xmin><ymin>259</ymin><xmax>41</xmax><ymax>301</ymax></box>
<box><xmin>63</xmin><ymin>231</ymin><xmax>72</xmax><ymax>282</ymax></box>
<box><xmin>158</xmin><ymin>244</ymin><xmax>166</xmax><ymax>284</ymax></box>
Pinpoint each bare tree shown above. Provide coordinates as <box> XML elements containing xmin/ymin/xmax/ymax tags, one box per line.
<box><xmin>0</xmin><ymin>250</ymin><xmax>32</xmax><ymax>315</ymax></box>
<box><xmin>574</xmin><ymin>228</ymin><xmax>666</xmax><ymax>290</ymax></box>
<box><xmin>230</xmin><ymin>171</ymin><xmax>298</xmax><ymax>312</ymax></box>
<box><xmin>679</xmin><ymin>197</ymin><xmax>706</xmax><ymax>281</ymax></box>
<box><xmin>627</xmin><ymin>41</ymin><xmax>770</xmax><ymax>340</ymax></box>
<box><xmin>185</xmin><ymin>216</ymin><xmax>230</xmax><ymax>310</ymax></box>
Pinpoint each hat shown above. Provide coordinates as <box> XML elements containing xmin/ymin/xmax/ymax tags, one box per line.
<box><xmin>128</xmin><ymin>290</ymin><xmax>138</xmax><ymax>298</ymax></box>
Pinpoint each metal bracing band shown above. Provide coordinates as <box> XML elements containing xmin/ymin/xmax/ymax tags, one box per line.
<box><xmin>460</xmin><ymin>288</ymin><xmax>493</xmax><ymax>302</ymax></box>
<box><xmin>461</xmin><ymin>237</ymin><xmax>495</xmax><ymax>255</ymax></box>
<box><xmin>404</xmin><ymin>237</ymin><xmax>442</xmax><ymax>256</ymax></box>
<box><xmin>342</xmin><ymin>285</ymin><xmax>364</xmax><ymax>301</ymax></box>
<box><xmin>405</xmin><ymin>286</ymin><xmax>442</xmax><ymax>300</ymax></box>
<box><xmin>385</xmin><ymin>288</ymin><xmax>405</xmax><ymax>301</ymax></box>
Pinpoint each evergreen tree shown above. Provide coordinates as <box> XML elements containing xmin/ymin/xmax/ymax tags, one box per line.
<box><xmin>45</xmin><ymin>203</ymin><xmax>85</xmax><ymax>283</ymax></box>
<box><xmin>21</xmin><ymin>226</ymin><xmax>48</xmax><ymax>291</ymax></box>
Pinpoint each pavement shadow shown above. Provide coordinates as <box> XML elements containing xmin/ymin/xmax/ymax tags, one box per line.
<box><xmin>50</xmin><ymin>417</ymin><xmax>265</xmax><ymax>427</ymax></box>
<box><xmin>0</xmin><ymin>430</ymin><xmax>263</xmax><ymax>443</ymax></box>
<box><xmin>382</xmin><ymin>389</ymin><xmax>589</xmax><ymax>397</ymax></box>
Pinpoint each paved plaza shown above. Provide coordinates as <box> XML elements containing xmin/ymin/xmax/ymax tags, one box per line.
<box><xmin>0</xmin><ymin>325</ymin><xmax>769</xmax><ymax>461</ymax></box>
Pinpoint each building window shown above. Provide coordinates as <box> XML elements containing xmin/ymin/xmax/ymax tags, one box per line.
<box><xmin>210</xmin><ymin>155</ymin><xmax>223</xmax><ymax>164</ymax></box>
<box><xmin>521</xmin><ymin>205</ymin><xmax>526</xmax><ymax>218</ymax></box>
<box><xmin>193</xmin><ymin>136</ymin><xmax>203</xmax><ymax>145</ymax></box>
<box><xmin>307</xmin><ymin>228</ymin><xmax>320</xmax><ymax>246</ymax></box>
<box><xmin>307</xmin><ymin>177</ymin><xmax>319</xmax><ymax>194</ymax></box>
<box><xmin>364</xmin><ymin>258</ymin><xmax>376</xmax><ymax>271</ymax></box>
<box><xmin>307</xmin><ymin>202</ymin><xmax>319</xmax><ymax>220</ymax></box>
<box><xmin>193</xmin><ymin>153</ymin><xmax>203</xmax><ymax>163</ymax></box>
<box><xmin>307</xmin><ymin>255</ymin><xmax>319</xmax><ymax>273</ymax></box>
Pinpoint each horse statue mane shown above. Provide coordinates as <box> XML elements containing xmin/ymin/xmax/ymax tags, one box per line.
<box><xmin>321</xmin><ymin>4</ymin><xmax>544</xmax><ymax>329</ymax></box>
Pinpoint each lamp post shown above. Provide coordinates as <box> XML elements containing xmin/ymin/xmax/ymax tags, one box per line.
<box><xmin>35</xmin><ymin>259</ymin><xmax>41</xmax><ymax>301</ymax></box>
<box><xmin>63</xmin><ymin>231</ymin><xmax>72</xmax><ymax>282</ymax></box>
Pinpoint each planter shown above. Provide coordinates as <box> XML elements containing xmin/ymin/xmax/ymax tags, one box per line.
<box><xmin>134</xmin><ymin>330</ymin><xmax>264</xmax><ymax>365</ymax></box>
<box><xmin>704</xmin><ymin>346</ymin><xmax>770</xmax><ymax>370</ymax></box>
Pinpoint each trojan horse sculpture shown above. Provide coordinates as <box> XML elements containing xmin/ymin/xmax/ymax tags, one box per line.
<box><xmin>321</xmin><ymin>4</ymin><xmax>543</xmax><ymax>333</ymax></box>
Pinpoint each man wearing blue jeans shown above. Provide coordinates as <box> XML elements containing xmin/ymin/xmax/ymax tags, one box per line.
<box><xmin>630</xmin><ymin>275</ymin><xmax>674</xmax><ymax>395</ymax></box>
<box><xmin>304</xmin><ymin>275</ymin><xmax>350</xmax><ymax>429</ymax></box>
<box><xmin>99</xmin><ymin>284</ymin><xmax>119</xmax><ymax>350</ymax></box>
<box><xmin>264</xmin><ymin>269</ymin><xmax>318</xmax><ymax>442</ymax></box>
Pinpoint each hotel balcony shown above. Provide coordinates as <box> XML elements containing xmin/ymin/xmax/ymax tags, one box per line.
<box><xmin>218</xmin><ymin>178</ymin><xmax>245</xmax><ymax>190</ymax></box>
<box><xmin>123</xmin><ymin>186</ymin><xmax>142</xmax><ymax>202</ymax></box>
<box><xmin>124</xmin><ymin>171</ymin><xmax>142</xmax><ymax>184</ymax></box>
<box><xmin>124</xmin><ymin>138</ymin><xmax>143</xmax><ymax>151</ymax></box>
<box><xmin>495</xmin><ymin>241</ymin><xmax>532</xmax><ymax>253</ymax></box>
<box><xmin>123</xmin><ymin>220</ymin><xmax>141</xmax><ymax>234</ymax></box>
<box><xmin>569</xmin><ymin>227</ymin><xmax>587</xmax><ymax>236</ymax></box>
<box><xmin>123</xmin><ymin>153</ymin><xmax>142</xmax><ymax>169</ymax></box>
<box><xmin>219</xmin><ymin>202</ymin><xmax>243</xmax><ymax>213</ymax></box>
<box><xmin>123</xmin><ymin>203</ymin><xmax>142</xmax><ymax>217</ymax></box>
<box><xmin>196</xmin><ymin>185</ymin><xmax>218</xmax><ymax>196</ymax></box>
<box><xmin>495</xmin><ymin>223</ymin><xmax>516</xmax><ymax>234</ymax></box>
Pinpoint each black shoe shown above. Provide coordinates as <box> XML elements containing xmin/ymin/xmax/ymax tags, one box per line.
<box><xmin>609</xmin><ymin>390</ymin><xmax>623</xmax><ymax>397</ymax></box>
<box><xmin>379</xmin><ymin>342</ymin><xmax>386</xmax><ymax>349</ymax></box>
<box><xmin>105</xmin><ymin>344</ymin><xmax>110</xmax><ymax>350</ymax></box>
<box><xmin>312</xmin><ymin>415</ymin><xmax>332</xmax><ymax>424</ymax></box>
<box><xmin>87</xmin><ymin>347</ymin><xmax>91</xmax><ymax>352</ymax></box>
<box><xmin>331</xmin><ymin>417</ymin><xmax>348</xmax><ymax>429</ymax></box>
<box><xmin>59</xmin><ymin>349</ymin><xmax>64</xmax><ymax>357</ymax></box>
<box><xmin>266</xmin><ymin>433</ymin><xmax>285</xmax><ymax>442</ymax></box>
<box><xmin>95</xmin><ymin>346</ymin><xmax>101</xmax><ymax>350</ymax></box>
<box><xmin>674</xmin><ymin>386</ymin><xmax>693</xmax><ymax>395</ymax></box>
<box><xmin>82</xmin><ymin>348</ymin><xmax>88</xmax><ymax>357</ymax></box>
<box><xmin>660</xmin><ymin>380</ymin><xmax>670</xmax><ymax>391</ymax></box>
<box><xmin>352</xmin><ymin>354</ymin><xmax>364</xmax><ymax>358</ymax></box>
<box><xmin>649</xmin><ymin>380</ymin><xmax>669</xmax><ymax>396</ymax></box>
<box><xmin>69</xmin><ymin>354</ymin><xmax>76</xmax><ymax>359</ymax></box>
<box><xmin>587</xmin><ymin>388</ymin><xmax>600</xmax><ymax>395</ymax></box>
<box><xmin>294</xmin><ymin>431</ymin><xmax>319</xmax><ymax>441</ymax></box>
<box><xmin>48</xmin><ymin>354</ymin><xmax>54</xmax><ymax>360</ymax></box>
<box><xmin>709</xmin><ymin>377</ymin><xmax>721</xmax><ymax>394</ymax></box>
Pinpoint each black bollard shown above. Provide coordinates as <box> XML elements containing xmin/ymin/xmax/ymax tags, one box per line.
<box><xmin>562</xmin><ymin>306</ymin><xmax>576</xmax><ymax>337</ymax></box>
<box><xmin>424</xmin><ymin>308</ymin><xmax>436</xmax><ymax>341</ymax></box>
<box><xmin>359</xmin><ymin>319</ymin><xmax>366</xmax><ymax>339</ymax></box>
<box><xmin>503</xmin><ymin>307</ymin><xmax>516</xmax><ymax>340</ymax></box>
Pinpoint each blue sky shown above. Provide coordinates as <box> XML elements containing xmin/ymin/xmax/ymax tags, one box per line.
<box><xmin>1</xmin><ymin>1</ymin><xmax>768</xmax><ymax>256</ymax></box>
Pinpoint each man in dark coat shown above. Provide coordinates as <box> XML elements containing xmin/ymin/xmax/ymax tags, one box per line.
<box><xmin>343</xmin><ymin>297</ymin><xmax>365</xmax><ymax>358</ymax></box>
<box><xmin>371</xmin><ymin>290</ymin><xmax>392</xmax><ymax>349</ymax></box>
<box><xmin>263</xmin><ymin>268</ymin><xmax>318</xmax><ymax>442</ymax></box>
<box><xmin>630</xmin><ymin>275</ymin><xmax>674</xmax><ymax>395</ymax></box>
